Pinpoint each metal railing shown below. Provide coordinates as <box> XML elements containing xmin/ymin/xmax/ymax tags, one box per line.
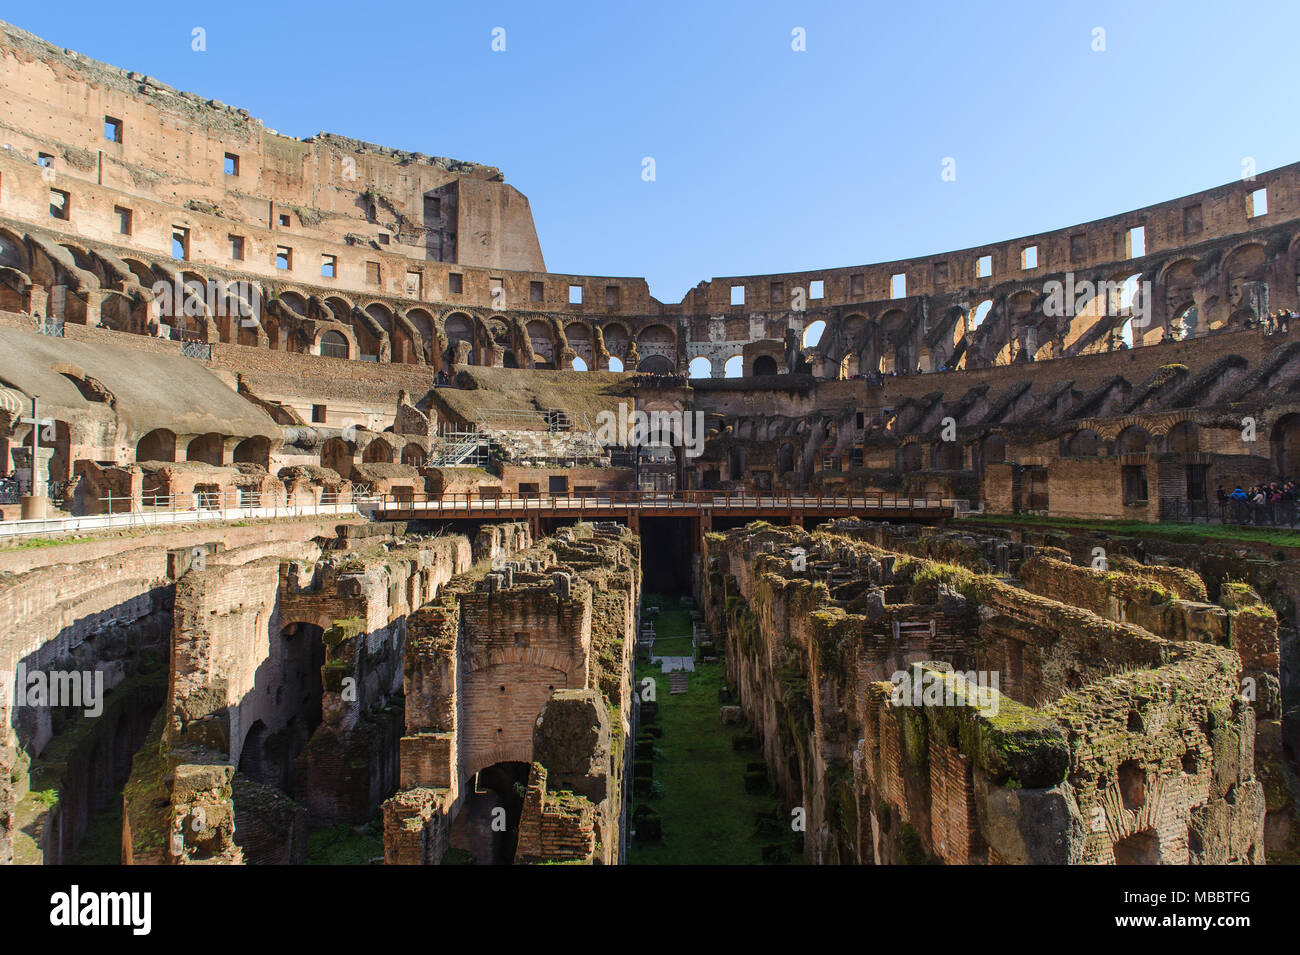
<box><xmin>371</xmin><ymin>488</ymin><xmax>949</xmax><ymax>515</ymax></box>
<box><xmin>37</xmin><ymin>318</ymin><xmax>65</xmax><ymax>337</ymax></box>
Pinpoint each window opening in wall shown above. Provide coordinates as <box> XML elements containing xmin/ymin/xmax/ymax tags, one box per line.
<box><xmin>569</xmin><ymin>284</ymin><xmax>583</xmax><ymax>304</ymax></box>
<box><xmin>406</xmin><ymin>270</ymin><xmax>422</xmax><ymax>296</ymax></box>
<box><xmin>809</xmin><ymin>280</ymin><xmax>824</xmax><ymax>299</ymax></box>
<box><xmin>890</xmin><ymin>273</ymin><xmax>906</xmax><ymax>298</ymax></box>
<box><xmin>1021</xmin><ymin>245</ymin><xmax>1038</xmax><ymax>269</ymax></box>
<box><xmin>104</xmin><ymin>116</ymin><xmax>122</xmax><ymax>143</ymax></box>
<box><xmin>1126</xmin><ymin>226</ymin><xmax>1145</xmax><ymax>258</ymax></box>
<box><xmin>730</xmin><ymin>285</ymin><xmax>745</xmax><ymax>306</ymax></box>
<box><xmin>115</xmin><ymin>205</ymin><xmax>132</xmax><ymax>235</ymax></box>
<box><xmin>224</xmin><ymin>153</ymin><xmax>239</xmax><ymax>176</ymax></box>
<box><xmin>976</xmin><ymin>255</ymin><xmax>992</xmax><ymax>278</ymax></box>
<box><xmin>378</xmin><ymin>232</ymin><xmax>390</xmax><ymax>245</ymax></box>
<box><xmin>448</xmin><ymin>273</ymin><xmax>463</xmax><ymax>294</ymax></box>
<box><xmin>229</xmin><ymin>235</ymin><xmax>244</xmax><ymax>260</ymax></box>
<box><xmin>530</xmin><ymin>281</ymin><xmax>544</xmax><ymax>302</ymax></box>
<box><xmin>38</xmin><ymin>152</ymin><xmax>53</xmax><ymax>168</ymax></box>
<box><xmin>321</xmin><ymin>254</ymin><xmax>336</xmax><ymax>278</ymax></box>
<box><xmin>366</xmin><ymin>261</ymin><xmax>381</xmax><ymax>285</ymax></box>
<box><xmin>1248</xmin><ymin>188</ymin><xmax>1268</xmax><ymax>217</ymax></box>
<box><xmin>49</xmin><ymin>188</ymin><xmax>70</xmax><ymax>220</ymax></box>
<box><xmin>312</xmin><ymin>404</ymin><xmax>327</xmax><ymax>423</ymax></box>
<box><xmin>278</xmin><ymin>213</ymin><xmax>291</xmax><ymax>227</ymax></box>
<box><xmin>172</xmin><ymin>226</ymin><xmax>189</xmax><ymax>260</ymax></box>
<box><xmin>275</xmin><ymin>246</ymin><xmax>292</xmax><ymax>270</ymax></box>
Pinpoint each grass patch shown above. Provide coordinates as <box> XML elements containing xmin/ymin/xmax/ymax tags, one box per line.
<box><xmin>305</xmin><ymin>821</ymin><xmax>383</xmax><ymax>865</ymax></box>
<box><xmin>628</xmin><ymin>626</ymin><xmax>798</xmax><ymax>866</ymax></box>
<box><xmin>958</xmin><ymin>513</ymin><xmax>1300</xmax><ymax>549</ymax></box>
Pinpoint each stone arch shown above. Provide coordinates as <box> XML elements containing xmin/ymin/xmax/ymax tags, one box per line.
<box><xmin>135</xmin><ymin>428</ymin><xmax>176</xmax><ymax>463</ymax></box>
<box><xmin>688</xmin><ymin>356</ymin><xmax>712</xmax><ymax>379</ymax></box>
<box><xmin>723</xmin><ymin>355</ymin><xmax>744</xmax><ymax>378</ymax></box>
<box><xmin>401</xmin><ymin>442</ymin><xmax>426</xmax><ymax>467</ymax></box>
<box><xmin>1270</xmin><ymin>413</ymin><xmax>1300</xmax><ymax>476</ymax></box>
<box><xmin>362</xmin><ymin>436</ymin><xmax>394</xmax><ymax>464</ymax></box>
<box><xmin>318</xmin><ymin>328</ymin><xmax>350</xmax><ymax>359</ymax></box>
<box><xmin>321</xmin><ymin>436</ymin><xmax>354</xmax><ymax>478</ymax></box>
<box><xmin>233</xmin><ymin>435</ymin><xmax>271</xmax><ymax>468</ymax></box>
<box><xmin>1115</xmin><ymin>425</ymin><xmax>1152</xmax><ymax>454</ymax></box>
<box><xmin>186</xmin><ymin>432</ymin><xmax>226</xmax><ymax>466</ymax></box>
<box><xmin>753</xmin><ymin>354</ymin><xmax>779</xmax><ymax>376</ymax></box>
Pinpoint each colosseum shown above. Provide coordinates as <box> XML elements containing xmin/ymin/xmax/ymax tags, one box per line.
<box><xmin>0</xmin><ymin>17</ymin><xmax>1294</xmax><ymax>870</ymax></box>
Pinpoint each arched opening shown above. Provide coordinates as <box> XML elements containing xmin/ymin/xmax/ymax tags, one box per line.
<box><xmin>1113</xmin><ymin>830</ymin><xmax>1161</xmax><ymax>865</ymax></box>
<box><xmin>453</xmin><ymin>761</ymin><xmax>531</xmax><ymax>865</ymax></box>
<box><xmin>135</xmin><ymin>428</ymin><xmax>176</xmax><ymax>463</ymax></box>
<box><xmin>319</xmin><ymin>330</ymin><xmax>349</xmax><ymax>359</ymax></box>
<box><xmin>571</xmin><ymin>355</ymin><xmax>589</xmax><ymax>372</ymax></box>
<box><xmin>753</xmin><ymin>355</ymin><xmax>779</xmax><ymax>376</ymax></box>
<box><xmin>637</xmin><ymin>355</ymin><xmax>673</xmax><ymax>374</ymax></box>
<box><xmin>1271</xmin><ymin>414</ymin><xmax>1300</xmax><ymax>476</ymax></box>
<box><xmin>401</xmin><ymin>443</ymin><xmax>426</xmax><ymax>467</ymax></box>
<box><xmin>526</xmin><ymin>320</ymin><xmax>555</xmax><ymax>368</ymax></box>
<box><xmin>321</xmin><ymin>437</ymin><xmax>354</xmax><ymax>478</ymax></box>
<box><xmin>502</xmin><ymin>350</ymin><xmax>518</xmax><ymax>368</ymax></box>
<box><xmin>444</xmin><ymin>313</ymin><xmax>475</xmax><ymax>366</ymax></box>
<box><xmin>723</xmin><ymin>355</ymin><xmax>744</xmax><ymax>379</ymax></box>
<box><xmin>803</xmin><ymin>320</ymin><xmax>826</xmax><ymax>347</ymax></box>
<box><xmin>233</xmin><ymin>435</ymin><xmax>271</xmax><ymax>469</ymax></box>
<box><xmin>608</xmin><ymin>356</ymin><xmax>624</xmax><ymax>372</ymax></box>
<box><xmin>186</xmin><ymin>432</ymin><xmax>225</xmax><ymax>466</ymax></box>
<box><xmin>362</xmin><ymin>437</ymin><xmax>394</xmax><ymax>464</ymax></box>
<box><xmin>688</xmin><ymin>356</ymin><xmax>712</xmax><ymax>379</ymax></box>
<box><xmin>970</xmin><ymin>300</ymin><xmax>993</xmax><ymax>332</ymax></box>
<box><xmin>1115</xmin><ymin>426</ymin><xmax>1151</xmax><ymax>455</ymax></box>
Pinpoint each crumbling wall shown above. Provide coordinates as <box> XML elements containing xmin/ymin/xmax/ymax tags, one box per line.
<box><xmin>701</xmin><ymin>520</ymin><xmax>1266</xmax><ymax>865</ymax></box>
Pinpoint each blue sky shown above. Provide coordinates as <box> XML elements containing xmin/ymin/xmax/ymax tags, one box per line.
<box><xmin>10</xmin><ymin>0</ymin><xmax>1300</xmax><ymax>302</ymax></box>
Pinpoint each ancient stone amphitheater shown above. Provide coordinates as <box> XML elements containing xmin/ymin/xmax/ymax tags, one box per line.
<box><xmin>0</xmin><ymin>18</ymin><xmax>1294</xmax><ymax>867</ymax></box>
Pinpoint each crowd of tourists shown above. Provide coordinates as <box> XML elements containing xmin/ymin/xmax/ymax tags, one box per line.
<box><xmin>1218</xmin><ymin>481</ymin><xmax>1299</xmax><ymax>526</ymax></box>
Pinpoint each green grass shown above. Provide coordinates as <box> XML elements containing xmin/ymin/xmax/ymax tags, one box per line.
<box><xmin>628</xmin><ymin>609</ymin><xmax>799</xmax><ymax>865</ymax></box>
<box><xmin>305</xmin><ymin>821</ymin><xmax>383</xmax><ymax>865</ymax></box>
<box><xmin>958</xmin><ymin>513</ymin><xmax>1300</xmax><ymax>549</ymax></box>
<box><xmin>644</xmin><ymin>593</ymin><xmax>696</xmax><ymax>658</ymax></box>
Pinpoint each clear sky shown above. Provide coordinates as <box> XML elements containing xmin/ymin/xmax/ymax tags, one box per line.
<box><xmin>9</xmin><ymin>0</ymin><xmax>1300</xmax><ymax>303</ymax></box>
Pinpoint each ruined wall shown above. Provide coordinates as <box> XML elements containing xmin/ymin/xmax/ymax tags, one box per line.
<box><xmin>122</xmin><ymin>521</ymin><xmax>532</xmax><ymax>864</ymax></box>
<box><xmin>385</xmin><ymin>522</ymin><xmax>639</xmax><ymax>865</ymax></box>
<box><xmin>701</xmin><ymin>520</ymin><xmax>1265</xmax><ymax>865</ymax></box>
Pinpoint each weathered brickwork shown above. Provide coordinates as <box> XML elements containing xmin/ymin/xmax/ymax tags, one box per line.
<box><xmin>701</xmin><ymin>520</ymin><xmax>1265</xmax><ymax>865</ymax></box>
<box><xmin>383</xmin><ymin>523</ymin><xmax>638</xmax><ymax>865</ymax></box>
